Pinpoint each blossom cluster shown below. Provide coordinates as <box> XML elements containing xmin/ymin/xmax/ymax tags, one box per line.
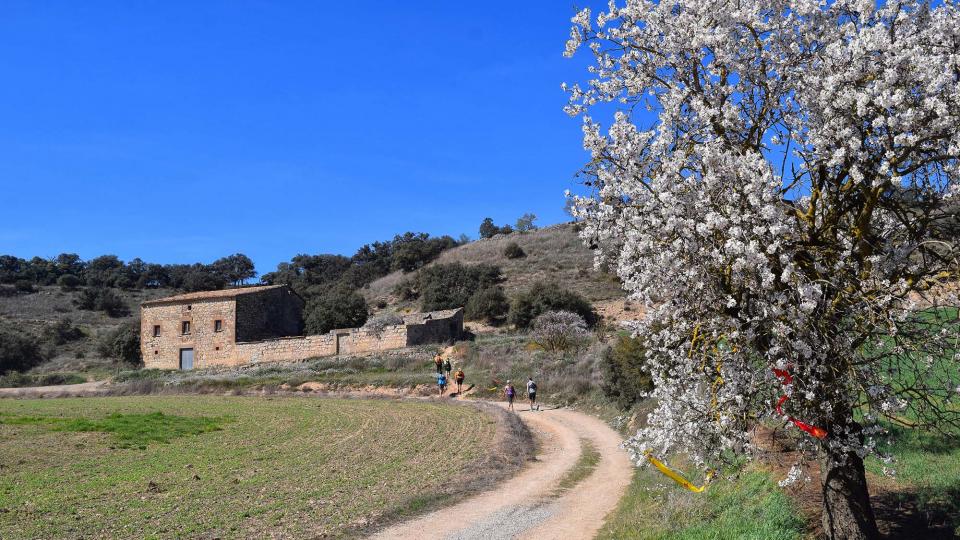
<box><xmin>564</xmin><ymin>0</ymin><xmax>960</xmax><ymax>475</ymax></box>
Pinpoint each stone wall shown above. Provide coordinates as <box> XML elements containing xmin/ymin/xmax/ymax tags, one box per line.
<box><xmin>406</xmin><ymin>309</ymin><xmax>464</xmax><ymax>346</ymax></box>
<box><xmin>233</xmin><ymin>324</ymin><xmax>408</xmax><ymax>364</ymax></box>
<box><xmin>235</xmin><ymin>287</ymin><xmax>304</xmax><ymax>342</ymax></box>
<box><xmin>142</xmin><ymin>294</ymin><xmax>464</xmax><ymax>369</ymax></box>
<box><xmin>141</xmin><ymin>298</ymin><xmax>238</xmax><ymax>369</ymax></box>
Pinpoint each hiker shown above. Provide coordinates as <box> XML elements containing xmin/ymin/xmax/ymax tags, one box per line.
<box><xmin>504</xmin><ymin>380</ymin><xmax>516</xmax><ymax>411</ymax></box>
<box><xmin>434</xmin><ymin>352</ymin><xmax>444</xmax><ymax>374</ymax></box>
<box><xmin>443</xmin><ymin>358</ymin><xmax>452</xmax><ymax>377</ymax></box>
<box><xmin>527</xmin><ymin>377</ymin><xmax>539</xmax><ymax>411</ymax></box>
<box><xmin>437</xmin><ymin>371</ymin><xmax>447</xmax><ymax>396</ymax></box>
<box><xmin>454</xmin><ymin>367</ymin><xmax>465</xmax><ymax>396</ymax></box>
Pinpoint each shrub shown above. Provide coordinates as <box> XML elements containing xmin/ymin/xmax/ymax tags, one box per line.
<box><xmin>98</xmin><ymin>321</ymin><xmax>142</xmax><ymax>367</ymax></box>
<box><xmin>503</xmin><ymin>242</ymin><xmax>526</xmax><ymax>259</ymax></box>
<box><xmin>508</xmin><ymin>282</ymin><xmax>597</xmax><ymax>329</ymax></box>
<box><xmin>305</xmin><ymin>288</ymin><xmax>368</xmax><ymax>334</ymax></box>
<box><xmin>465</xmin><ymin>287</ymin><xmax>509</xmax><ymax>323</ymax></box>
<box><xmin>57</xmin><ymin>274</ymin><xmax>82</xmax><ymax>290</ymax></box>
<box><xmin>531</xmin><ymin>311</ymin><xmax>589</xmax><ymax>352</ymax></box>
<box><xmin>602</xmin><ymin>334</ymin><xmax>654</xmax><ymax>409</ymax></box>
<box><xmin>14</xmin><ymin>279</ymin><xmax>35</xmax><ymax>293</ymax></box>
<box><xmin>0</xmin><ymin>324</ymin><xmax>44</xmax><ymax>374</ymax></box>
<box><xmin>43</xmin><ymin>318</ymin><xmax>85</xmax><ymax>346</ymax></box>
<box><xmin>418</xmin><ymin>263</ymin><xmax>502</xmax><ymax>311</ymax></box>
<box><xmin>363</xmin><ymin>312</ymin><xmax>405</xmax><ymax>337</ymax></box>
<box><xmin>74</xmin><ymin>287</ymin><xmax>130</xmax><ymax>317</ymax></box>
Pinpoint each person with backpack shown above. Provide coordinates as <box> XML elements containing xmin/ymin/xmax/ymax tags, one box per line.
<box><xmin>443</xmin><ymin>358</ymin><xmax>452</xmax><ymax>378</ymax></box>
<box><xmin>527</xmin><ymin>377</ymin><xmax>539</xmax><ymax>411</ymax></box>
<box><xmin>504</xmin><ymin>380</ymin><xmax>516</xmax><ymax>411</ymax></box>
<box><xmin>437</xmin><ymin>371</ymin><xmax>448</xmax><ymax>396</ymax></box>
<box><xmin>454</xmin><ymin>367</ymin><xmax>465</xmax><ymax>396</ymax></box>
<box><xmin>434</xmin><ymin>352</ymin><xmax>444</xmax><ymax>374</ymax></box>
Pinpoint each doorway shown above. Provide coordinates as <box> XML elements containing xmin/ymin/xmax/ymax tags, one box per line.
<box><xmin>179</xmin><ymin>348</ymin><xmax>194</xmax><ymax>370</ymax></box>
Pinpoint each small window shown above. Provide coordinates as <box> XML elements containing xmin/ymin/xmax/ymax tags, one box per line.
<box><xmin>187</xmin><ymin>305</ymin><xmax>192</xmax><ymax>311</ymax></box>
<box><xmin>154</xmin><ymin>350</ymin><xmax>159</xmax><ymax>355</ymax></box>
<box><xmin>215</xmin><ymin>346</ymin><xmax>220</xmax><ymax>351</ymax></box>
<box><xmin>181</xmin><ymin>321</ymin><xmax>191</xmax><ymax>335</ymax></box>
<box><xmin>214</xmin><ymin>320</ymin><xmax>223</xmax><ymax>332</ymax></box>
<box><xmin>153</xmin><ymin>325</ymin><xmax>161</xmax><ymax>337</ymax></box>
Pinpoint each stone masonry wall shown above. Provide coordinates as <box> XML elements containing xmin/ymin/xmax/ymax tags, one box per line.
<box><xmin>141</xmin><ymin>298</ymin><xmax>238</xmax><ymax>369</ymax></box>
<box><xmin>406</xmin><ymin>309</ymin><xmax>464</xmax><ymax>346</ymax></box>
<box><xmin>235</xmin><ymin>287</ymin><xmax>304</xmax><ymax>342</ymax></box>
<box><xmin>233</xmin><ymin>324</ymin><xmax>408</xmax><ymax>364</ymax></box>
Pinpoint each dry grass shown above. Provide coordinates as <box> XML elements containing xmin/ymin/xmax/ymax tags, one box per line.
<box><xmin>363</xmin><ymin>223</ymin><xmax>626</xmax><ymax>310</ymax></box>
<box><xmin>0</xmin><ymin>286</ymin><xmax>172</xmax><ymax>374</ymax></box>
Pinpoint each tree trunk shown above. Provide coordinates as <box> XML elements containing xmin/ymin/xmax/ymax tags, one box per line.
<box><xmin>820</xmin><ymin>443</ymin><xmax>880</xmax><ymax>540</ymax></box>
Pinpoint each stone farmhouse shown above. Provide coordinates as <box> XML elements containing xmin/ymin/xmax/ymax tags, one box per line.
<box><xmin>140</xmin><ymin>285</ymin><xmax>463</xmax><ymax>370</ymax></box>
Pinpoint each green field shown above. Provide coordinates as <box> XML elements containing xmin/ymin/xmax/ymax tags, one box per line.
<box><xmin>0</xmin><ymin>395</ymin><xmax>501</xmax><ymax>539</ymax></box>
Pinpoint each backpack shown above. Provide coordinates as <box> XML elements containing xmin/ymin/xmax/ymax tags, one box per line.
<box><xmin>528</xmin><ymin>381</ymin><xmax>537</xmax><ymax>392</ymax></box>
<box><xmin>506</xmin><ymin>385</ymin><xmax>515</xmax><ymax>397</ymax></box>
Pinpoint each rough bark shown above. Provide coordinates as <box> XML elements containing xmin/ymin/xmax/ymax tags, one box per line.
<box><xmin>820</xmin><ymin>443</ymin><xmax>881</xmax><ymax>540</ymax></box>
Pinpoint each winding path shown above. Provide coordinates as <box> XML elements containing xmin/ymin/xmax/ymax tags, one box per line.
<box><xmin>372</xmin><ymin>404</ymin><xmax>633</xmax><ymax>540</ymax></box>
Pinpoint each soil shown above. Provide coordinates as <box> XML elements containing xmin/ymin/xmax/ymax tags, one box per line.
<box><xmin>370</xmin><ymin>404</ymin><xmax>633</xmax><ymax>540</ymax></box>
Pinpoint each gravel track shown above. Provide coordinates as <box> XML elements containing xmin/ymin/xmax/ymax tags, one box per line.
<box><xmin>371</xmin><ymin>404</ymin><xmax>632</xmax><ymax>540</ymax></box>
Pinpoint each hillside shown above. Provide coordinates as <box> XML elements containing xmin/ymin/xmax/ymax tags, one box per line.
<box><xmin>0</xmin><ymin>286</ymin><xmax>172</xmax><ymax>374</ymax></box>
<box><xmin>363</xmin><ymin>223</ymin><xmax>627</xmax><ymax>315</ymax></box>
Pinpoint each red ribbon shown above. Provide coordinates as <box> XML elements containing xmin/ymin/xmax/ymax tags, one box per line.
<box><xmin>773</xmin><ymin>368</ymin><xmax>827</xmax><ymax>439</ymax></box>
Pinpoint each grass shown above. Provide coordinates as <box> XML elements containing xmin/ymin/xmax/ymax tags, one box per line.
<box><xmin>552</xmin><ymin>438</ymin><xmax>601</xmax><ymax>497</ymax></box>
<box><xmin>0</xmin><ymin>411</ymin><xmax>229</xmax><ymax>448</ymax></box>
<box><xmin>364</xmin><ymin>223</ymin><xmax>625</xmax><ymax>309</ymax></box>
<box><xmin>598</xmin><ymin>465</ymin><xmax>806</xmax><ymax>540</ymax></box>
<box><xmin>0</xmin><ymin>395</ymin><xmax>505</xmax><ymax>539</ymax></box>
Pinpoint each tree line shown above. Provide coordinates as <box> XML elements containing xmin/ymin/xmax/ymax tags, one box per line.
<box><xmin>0</xmin><ymin>253</ymin><xmax>256</xmax><ymax>292</ymax></box>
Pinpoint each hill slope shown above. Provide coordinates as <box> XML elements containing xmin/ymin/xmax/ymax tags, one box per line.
<box><xmin>363</xmin><ymin>223</ymin><xmax>626</xmax><ymax>312</ymax></box>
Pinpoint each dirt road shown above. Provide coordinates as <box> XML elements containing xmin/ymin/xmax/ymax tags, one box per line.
<box><xmin>372</xmin><ymin>404</ymin><xmax>633</xmax><ymax>540</ymax></box>
<box><xmin>0</xmin><ymin>380</ymin><xmax>109</xmax><ymax>398</ymax></box>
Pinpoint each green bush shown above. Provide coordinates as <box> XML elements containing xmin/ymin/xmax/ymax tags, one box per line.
<box><xmin>74</xmin><ymin>287</ymin><xmax>130</xmax><ymax>317</ymax></box>
<box><xmin>601</xmin><ymin>334</ymin><xmax>653</xmax><ymax>409</ymax></box>
<box><xmin>42</xmin><ymin>318</ymin><xmax>85</xmax><ymax>346</ymax></box>
<box><xmin>14</xmin><ymin>280</ymin><xmax>35</xmax><ymax>293</ymax></box>
<box><xmin>508</xmin><ymin>282</ymin><xmax>597</xmax><ymax>329</ymax></box>
<box><xmin>418</xmin><ymin>263</ymin><xmax>502</xmax><ymax>312</ymax></box>
<box><xmin>98</xmin><ymin>321</ymin><xmax>142</xmax><ymax>367</ymax></box>
<box><xmin>465</xmin><ymin>287</ymin><xmax>510</xmax><ymax>323</ymax></box>
<box><xmin>0</xmin><ymin>324</ymin><xmax>44</xmax><ymax>374</ymax></box>
<box><xmin>305</xmin><ymin>288</ymin><xmax>368</xmax><ymax>334</ymax></box>
<box><xmin>503</xmin><ymin>242</ymin><xmax>526</xmax><ymax>259</ymax></box>
<box><xmin>57</xmin><ymin>274</ymin><xmax>82</xmax><ymax>290</ymax></box>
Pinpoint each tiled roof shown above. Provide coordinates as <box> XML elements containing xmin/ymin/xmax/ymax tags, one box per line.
<box><xmin>141</xmin><ymin>285</ymin><xmax>288</xmax><ymax>306</ymax></box>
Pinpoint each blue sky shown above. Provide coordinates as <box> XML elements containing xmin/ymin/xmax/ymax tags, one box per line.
<box><xmin>0</xmin><ymin>1</ymin><xmax>600</xmax><ymax>274</ymax></box>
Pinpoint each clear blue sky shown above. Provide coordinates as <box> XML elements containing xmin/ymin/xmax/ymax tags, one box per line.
<box><xmin>0</xmin><ymin>1</ymin><xmax>601</xmax><ymax>274</ymax></box>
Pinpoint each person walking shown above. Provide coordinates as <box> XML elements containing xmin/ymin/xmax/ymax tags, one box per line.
<box><xmin>454</xmin><ymin>367</ymin><xmax>465</xmax><ymax>396</ymax></box>
<box><xmin>443</xmin><ymin>358</ymin><xmax>452</xmax><ymax>378</ymax></box>
<box><xmin>434</xmin><ymin>352</ymin><xmax>444</xmax><ymax>374</ymax></box>
<box><xmin>437</xmin><ymin>371</ymin><xmax>447</xmax><ymax>396</ymax></box>
<box><xmin>504</xmin><ymin>380</ymin><xmax>516</xmax><ymax>411</ymax></box>
<box><xmin>526</xmin><ymin>377</ymin><xmax>539</xmax><ymax>411</ymax></box>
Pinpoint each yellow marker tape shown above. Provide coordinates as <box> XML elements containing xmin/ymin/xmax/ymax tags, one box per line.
<box><xmin>644</xmin><ymin>452</ymin><xmax>713</xmax><ymax>493</ymax></box>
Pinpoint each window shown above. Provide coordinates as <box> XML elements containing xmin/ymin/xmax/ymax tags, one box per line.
<box><xmin>153</xmin><ymin>325</ymin><xmax>161</xmax><ymax>337</ymax></box>
<box><xmin>181</xmin><ymin>321</ymin><xmax>191</xmax><ymax>335</ymax></box>
<box><xmin>214</xmin><ymin>320</ymin><xmax>223</xmax><ymax>332</ymax></box>
<box><xmin>187</xmin><ymin>305</ymin><xmax>192</xmax><ymax>311</ymax></box>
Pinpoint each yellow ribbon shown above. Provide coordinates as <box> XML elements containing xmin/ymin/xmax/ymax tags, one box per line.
<box><xmin>644</xmin><ymin>452</ymin><xmax>714</xmax><ymax>493</ymax></box>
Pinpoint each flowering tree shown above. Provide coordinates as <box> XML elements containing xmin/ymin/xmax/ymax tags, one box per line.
<box><xmin>532</xmin><ymin>310</ymin><xmax>590</xmax><ymax>351</ymax></box>
<box><xmin>564</xmin><ymin>1</ymin><xmax>960</xmax><ymax>538</ymax></box>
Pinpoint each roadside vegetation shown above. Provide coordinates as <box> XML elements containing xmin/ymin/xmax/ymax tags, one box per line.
<box><xmin>0</xmin><ymin>395</ymin><xmax>526</xmax><ymax>539</ymax></box>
